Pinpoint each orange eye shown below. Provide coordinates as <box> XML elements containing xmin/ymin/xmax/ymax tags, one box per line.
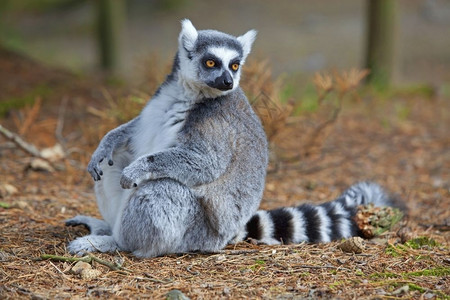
<box><xmin>231</xmin><ymin>63</ymin><xmax>239</xmax><ymax>71</ymax></box>
<box><xmin>205</xmin><ymin>60</ymin><xmax>215</xmax><ymax>68</ymax></box>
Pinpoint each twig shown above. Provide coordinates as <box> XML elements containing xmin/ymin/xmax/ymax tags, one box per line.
<box><xmin>39</xmin><ymin>254</ymin><xmax>132</xmax><ymax>274</ymax></box>
<box><xmin>292</xmin><ymin>264</ymin><xmax>339</xmax><ymax>270</ymax></box>
<box><xmin>48</xmin><ymin>260</ymin><xmax>73</xmax><ymax>281</ymax></box>
<box><xmin>186</xmin><ymin>265</ymin><xmax>200</xmax><ymax>275</ymax></box>
<box><xmin>90</xmin><ymin>255</ymin><xmax>132</xmax><ymax>274</ymax></box>
<box><xmin>0</xmin><ymin>124</ymin><xmax>60</xmax><ymax>170</ymax></box>
<box><xmin>0</xmin><ymin>124</ymin><xmax>43</xmax><ymax>158</ymax></box>
<box><xmin>279</xmin><ymin>265</ymin><xmax>352</xmax><ymax>272</ymax></box>
<box><xmin>39</xmin><ymin>254</ymin><xmax>91</xmax><ymax>263</ymax></box>
<box><xmin>143</xmin><ymin>272</ymin><xmax>174</xmax><ymax>284</ymax></box>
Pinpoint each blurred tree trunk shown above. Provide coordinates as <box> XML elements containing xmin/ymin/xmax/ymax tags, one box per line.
<box><xmin>96</xmin><ymin>0</ymin><xmax>126</xmax><ymax>73</ymax></box>
<box><xmin>365</xmin><ymin>0</ymin><xmax>397</xmax><ymax>88</ymax></box>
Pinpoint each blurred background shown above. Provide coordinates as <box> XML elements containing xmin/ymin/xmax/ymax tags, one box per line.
<box><xmin>1</xmin><ymin>0</ymin><xmax>449</xmax><ymax>89</ymax></box>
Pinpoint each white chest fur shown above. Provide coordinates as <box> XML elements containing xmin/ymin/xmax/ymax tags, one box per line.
<box><xmin>131</xmin><ymin>83</ymin><xmax>191</xmax><ymax>159</ymax></box>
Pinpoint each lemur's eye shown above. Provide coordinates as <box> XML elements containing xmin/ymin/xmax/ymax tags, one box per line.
<box><xmin>231</xmin><ymin>63</ymin><xmax>240</xmax><ymax>71</ymax></box>
<box><xmin>205</xmin><ymin>60</ymin><xmax>215</xmax><ymax>68</ymax></box>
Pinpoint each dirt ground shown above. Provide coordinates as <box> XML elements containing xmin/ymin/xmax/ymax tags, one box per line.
<box><xmin>0</xmin><ymin>48</ymin><xmax>449</xmax><ymax>299</ymax></box>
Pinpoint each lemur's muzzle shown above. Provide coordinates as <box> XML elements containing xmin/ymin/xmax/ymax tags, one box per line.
<box><xmin>211</xmin><ymin>71</ymin><xmax>233</xmax><ymax>91</ymax></box>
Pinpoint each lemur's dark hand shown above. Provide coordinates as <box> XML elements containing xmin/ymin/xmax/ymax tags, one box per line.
<box><xmin>87</xmin><ymin>146</ymin><xmax>114</xmax><ymax>181</ymax></box>
<box><xmin>120</xmin><ymin>164</ymin><xmax>142</xmax><ymax>189</ymax></box>
<box><xmin>120</xmin><ymin>156</ymin><xmax>154</xmax><ymax>189</ymax></box>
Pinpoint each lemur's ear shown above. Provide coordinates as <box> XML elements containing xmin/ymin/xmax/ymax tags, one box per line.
<box><xmin>237</xmin><ymin>30</ymin><xmax>257</xmax><ymax>61</ymax></box>
<box><xmin>179</xmin><ymin>19</ymin><xmax>198</xmax><ymax>52</ymax></box>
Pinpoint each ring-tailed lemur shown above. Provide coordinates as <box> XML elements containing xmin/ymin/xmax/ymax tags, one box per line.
<box><xmin>66</xmin><ymin>20</ymin><xmax>398</xmax><ymax>257</ymax></box>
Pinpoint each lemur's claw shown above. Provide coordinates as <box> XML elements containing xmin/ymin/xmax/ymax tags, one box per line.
<box><xmin>87</xmin><ymin>164</ymin><xmax>102</xmax><ymax>181</ymax></box>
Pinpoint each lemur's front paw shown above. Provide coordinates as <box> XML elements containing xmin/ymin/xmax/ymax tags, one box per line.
<box><xmin>87</xmin><ymin>147</ymin><xmax>114</xmax><ymax>181</ymax></box>
<box><xmin>120</xmin><ymin>165</ymin><xmax>143</xmax><ymax>189</ymax></box>
<box><xmin>120</xmin><ymin>156</ymin><xmax>155</xmax><ymax>189</ymax></box>
<box><xmin>120</xmin><ymin>173</ymin><xmax>138</xmax><ymax>189</ymax></box>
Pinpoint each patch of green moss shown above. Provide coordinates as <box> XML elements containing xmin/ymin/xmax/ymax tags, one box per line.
<box><xmin>372</xmin><ymin>267</ymin><xmax>450</xmax><ymax>280</ymax></box>
<box><xmin>370</xmin><ymin>271</ymin><xmax>399</xmax><ymax>279</ymax></box>
<box><xmin>405</xmin><ymin>237</ymin><xmax>440</xmax><ymax>249</ymax></box>
<box><xmin>385</xmin><ymin>243</ymin><xmax>403</xmax><ymax>257</ymax></box>
<box><xmin>0</xmin><ymin>202</ymin><xmax>11</xmax><ymax>209</ymax></box>
<box><xmin>406</xmin><ymin>283</ymin><xmax>426</xmax><ymax>293</ymax></box>
<box><xmin>329</xmin><ymin>280</ymin><xmax>347</xmax><ymax>289</ymax></box>
<box><xmin>254</xmin><ymin>260</ymin><xmax>265</xmax><ymax>266</ymax></box>
<box><xmin>404</xmin><ymin>267</ymin><xmax>450</xmax><ymax>277</ymax></box>
<box><xmin>414</xmin><ymin>255</ymin><xmax>432</xmax><ymax>261</ymax></box>
<box><xmin>250</xmin><ymin>259</ymin><xmax>266</xmax><ymax>271</ymax></box>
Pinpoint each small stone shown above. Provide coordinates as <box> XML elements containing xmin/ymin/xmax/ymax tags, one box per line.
<box><xmin>223</xmin><ymin>287</ymin><xmax>231</xmax><ymax>295</ymax></box>
<box><xmin>80</xmin><ymin>268</ymin><xmax>102</xmax><ymax>280</ymax></box>
<box><xmin>391</xmin><ymin>284</ymin><xmax>409</xmax><ymax>295</ymax></box>
<box><xmin>29</xmin><ymin>158</ymin><xmax>54</xmax><ymax>172</ymax></box>
<box><xmin>338</xmin><ymin>237</ymin><xmax>365</xmax><ymax>254</ymax></box>
<box><xmin>11</xmin><ymin>200</ymin><xmax>29</xmax><ymax>209</ymax></box>
<box><xmin>114</xmin><ymin>256</ymin><xmax>125</xmax><ymax>267</ymax></box>
<box><xmin>0</xmin><ymin>183</ymin><xmax>18</xmax><ymax>197</ymax></box>
<box><xmin>166</xmin><ymin>289</ymin><xmax>190</xmax><ymax>300</ymax></box>
<box><xmin>215</xmin><ymin>254</ymin><xmax>226</xmax><ymax>262</ymax></box>
<box><xmin>375</xmin><ymin>288</ymin><xmax>387</xmax><ymax>295</ymax></box>
<box><xmin>40</xmin><ymin>144</ymin><xmax>65</xmax><ymax>161</ymax></box>
<box><xmin>71</xmin><ymin>261</ymin><xmax>92</xmax><ymax>275</ymax></box>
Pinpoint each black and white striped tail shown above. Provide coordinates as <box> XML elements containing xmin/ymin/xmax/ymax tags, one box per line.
<box><xmin>240</xmin><ymin>182</ymin><xmax>394</xmax><ymax>245</ymax></box>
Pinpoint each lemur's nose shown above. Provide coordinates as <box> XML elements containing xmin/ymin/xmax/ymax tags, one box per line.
<box><xmin>211</xmin><ymin>71</ymin><xmax>234</xmax><ymax>91</ymax></box>
<box><xmin>224</xmin><ymin>78</ymin><xmax>233</xmax><ymax>87</ymax></box>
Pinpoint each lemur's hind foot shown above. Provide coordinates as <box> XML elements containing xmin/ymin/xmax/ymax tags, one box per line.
<box><xmin>67</xmin><ymin>235</ymin><xmax>119</xmax><ymax>256</ymax></box>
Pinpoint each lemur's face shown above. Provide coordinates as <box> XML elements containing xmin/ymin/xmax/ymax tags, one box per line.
<box><xmin>177</xmin><ymin>20</ymin><xmax>256</xmax><ymax>98</ymax></box>
<box><xmin>197</xmin><ymin>46</ymin><xmax>242</xmax><ymax>92</ymax></box>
